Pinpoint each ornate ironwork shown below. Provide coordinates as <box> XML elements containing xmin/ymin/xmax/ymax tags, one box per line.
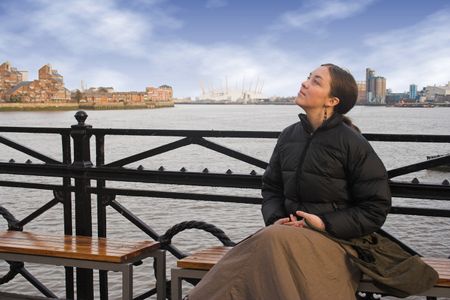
<box><xmin>0</xmin><ymin>111</ymin><xmax>449</xmax><ymax>299</ymax></box>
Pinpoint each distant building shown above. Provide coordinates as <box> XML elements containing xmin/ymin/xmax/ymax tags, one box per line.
<box><xmin>1</xmin><ymin>61</ymin><xmax>174</xmax><ymax>105</ymax></box>
<box><xmin>423</xmin><ymin>82</ymin><xmax>450</xmax><ymax>101</ymax></box>
<box><xmin>146</xmin><ymin>85</ymin><xmax>173</xmax><ymax>102</ymax></box>
<box><xmin>2</xmin><ymin>64</ymin><xmax>71</xmax><ymax>102</ymax></box>
<box><xmin>356</xmin><ymin>81</ymin><xmax>366</xmax><ymax>104</ymax></box>
<box><xmin>409</xmin><ymin>84</ymin><xmax>417</xmax><ymax>100</ymax></box>
<box><xmin>81</xmin><ymin>85</ymin><xmax>173</xmax><ymax>104</ymax></box>
<box><xmin>365</xmin><ymin>68</ymin><xmax>386</xmax><ymax>104</ymax></box>
<box><xmin>374</xmin><ymin>76</ymin><xmax>386</xmax><ymax>104</ymax></box>
<box><xmin>0</xmin><ymin>62</ymin><xmax>26</xmax><ymax>100</ymax></box>
<box><xmin>385</xmin><ymin>92</ymin><xmax>409</xmax><ymax>105</ymax></box>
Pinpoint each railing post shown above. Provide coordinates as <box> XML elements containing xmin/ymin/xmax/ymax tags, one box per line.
<box><xmin>61</xmin><ymin>132</ymin><xmax>74</xmax><ymax>299</ymax></box>
<box><xmin>71</xmin><ymin>111</ymin><xmax>94</xmax><ymax>299</ymax></box>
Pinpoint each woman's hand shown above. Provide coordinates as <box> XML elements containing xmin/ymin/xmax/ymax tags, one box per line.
<box><xmin>274</xmin><ymin>217</ymin><xmax>291</xmax><ymax>225</ymax></box>
<box><xmin>295</xmin><ymin>211</ymin><xmax>326</xmax><ymax>231</ymax></box>
<box><xmin>274</xmin><ymin>212</ymin><xmax>325</xmax><ymax>231</ymax></box>
<box><xmin>274</xmin><ymin>215</ymin><xmax>303</xmax><ymax>226</ymax></box>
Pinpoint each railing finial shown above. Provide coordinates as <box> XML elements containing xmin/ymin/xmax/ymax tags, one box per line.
<box><xmin>74</xmin><ymin>111</ymin><xmax>88</xmax><ymax>126</ymax></box>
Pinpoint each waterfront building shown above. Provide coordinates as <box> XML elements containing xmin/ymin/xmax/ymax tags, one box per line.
<box><xmin>374</xmin><ymin>76</ymin><xmax>386</xmax><ymax>104</ymax></box>
<box><xmin>409</xmin><ymin>84</ymin><xmax>417</xmax><ymax>100</ymax></box>
<box><xmin>385</xmin><ymin>92</ymin><xmax>408</xmax><ymax>105</ymax></box>
<box><xmin>81</xmin><ymin>85</ymin><xmax>173</xmax><ymax>104</ymax></box>
<box><xmin>365</xmin><ymin>68</ymin><xmax>374</xmax><ymax>104</ymax></box>
<box><xmin>356</xmin><ymin>81</ymin><xmax>366</xmax><ymax>104</ymax></box>
<box><xmin>424</xmin><ymin>82</ymin><xmax>450</xmax><ymax>101</ymax></box>
<box><xmin>3</xmin><ymin>64</ymin><xmax>71</xmax><ymax>102</ymax></box>
<box><xmin>146</xmin><ymin>85</ymin><xmax>173</xmax><ymax>102</ymax></box>
<box><xmin>365</xmin><ymin>68</ymin><xmax>387</xmax><ymax>104</ymax></box>
<box><xmin>0</xmin><ymin>62</ymin><xmax>27</xmax><ymax>101</ymax></box>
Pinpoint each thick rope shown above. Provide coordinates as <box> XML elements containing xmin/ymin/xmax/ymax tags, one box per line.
<box><xmin>159</xmin><ymin>220</ymin><xmax>236</xmax><ymax>249</ymax></box>
<box><xmin>156</xmin><ymin>220</ymin><xmax>236</xmax><ymax>296</ymax></box>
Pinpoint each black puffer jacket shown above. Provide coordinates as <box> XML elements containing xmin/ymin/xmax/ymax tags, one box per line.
<box><xmin>261</xmin><ymin>113</ymin><xmax>391</xmax><ymax>239</ymax></box>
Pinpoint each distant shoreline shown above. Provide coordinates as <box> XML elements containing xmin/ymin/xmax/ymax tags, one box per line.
<box><xmin>0</xmin><ymin>101</ymin><xmax>174</xmax><ymax>111</ymax></box>
<box><xmin>175</xmin><ymin>101</ymin><xmax>450</xmax><ymax>107</ymax></box>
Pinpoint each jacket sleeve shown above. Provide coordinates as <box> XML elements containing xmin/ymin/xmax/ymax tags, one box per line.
<box><xmin>261</xmin><ymin>136</ymin><xmax>287</xmax><ymax>225</ymax></box>
<box><xmin>320</xmin><ymin>140</ymin><xmax>391</xmax><ymax>239</ymax></box>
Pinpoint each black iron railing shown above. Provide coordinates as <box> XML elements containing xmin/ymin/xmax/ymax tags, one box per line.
<box><xmin>0</xmin><ymin>111</ymin><xmax>449</xmax><ymax>299</ymax></box>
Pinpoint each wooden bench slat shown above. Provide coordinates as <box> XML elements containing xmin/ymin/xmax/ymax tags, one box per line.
<box><xmin>422</xmin><ymin>258</ymin><xmax>450</xmax><ymax>287</ymax></box>
<box><xmin>0</xmin><ymin>232</ymin><xmax>147</xmax><ymax>249</ymax></box>
<box><xmin>0</xmin><ymin>231</ymin><xmax>160</xmax><ymax>263</ymax></box>
<box><xmin>177</xmin><ymin>247</ymin><xmax>231</xmax><ymax>270</ymax></box>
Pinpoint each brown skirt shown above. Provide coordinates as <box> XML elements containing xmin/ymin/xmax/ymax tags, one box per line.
<box><xmin>188</xmin><ymin>225</ymin><xmax>361</xmax><ymax>300</ymax></box>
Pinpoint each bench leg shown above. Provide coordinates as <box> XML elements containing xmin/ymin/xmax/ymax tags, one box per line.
<box><xmin>171</xmin><ymin>269</ymin><xmax>183</xmax><ymax>300</ymax></box>
<box><xmin>122</xmin><ymin>264</ymin><xmax>133</xmax><ymax>300</ymax></box>
<box><xmin>154</xmin><ymin>250</ymin><xmax>167</xmax><ymax>300</ymax></box>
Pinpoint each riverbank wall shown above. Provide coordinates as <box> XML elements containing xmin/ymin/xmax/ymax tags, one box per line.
<box><xmin>0</xmin><ymin>101</ymin><xmax>174</xmax><ymax>111</ymax></box>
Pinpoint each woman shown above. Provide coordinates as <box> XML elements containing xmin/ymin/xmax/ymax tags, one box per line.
<box><xmin>187</xmin><ymin>64</ymin><xmax>391</xmax><ymax>300</ymax></box>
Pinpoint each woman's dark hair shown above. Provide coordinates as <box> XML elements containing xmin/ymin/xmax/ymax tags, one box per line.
<box><xmin>321</xmin><ymin>63</ymin><xmax>358</xmax><ymax>115</ymax></box>
<box><xmin>321</xmin><ymin>63</ymin><xmax>360</xmax><ymax>132</ymax></box>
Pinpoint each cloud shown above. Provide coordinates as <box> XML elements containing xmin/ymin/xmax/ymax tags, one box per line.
<box><xmin>1</xmin><ymin>0</ymin><xmax>448</xmax><ymax>98</ymax></box>
<box><xmin>87</xmin><ymin>69</ymin><xmax>132</xmax><ymax>90</ymax></box>
<box><xmin>145</xmin><ymin>40</ymin><xmax>315</xmax><ymax>97</ymax></box>
<box><xmin>205</xmin><ymin>0</ymin><xmax>228</xmax><ymax>9</ymax></box>
<box><xmin>360</xmin><ymin>9</ymin><xmax>450</xmax><ymax>90</ymax></box>
<box><xmin>274</xmin><ymin>0</ymin><xmax>375</xmax><ymax>32</ymax></box>
<box><xmin>0</xmin><ymin>0</ymin><xmax>181</xmax><ymax>57</ymax></box>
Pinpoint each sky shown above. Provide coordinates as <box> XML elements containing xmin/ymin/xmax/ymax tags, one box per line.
<box><xmin>1</xmin><ymin>0</ymin><xmax>449</xmax><ymax>98</ymax></box>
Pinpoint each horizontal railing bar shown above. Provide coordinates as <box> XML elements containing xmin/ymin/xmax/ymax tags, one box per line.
<box><xmin>363</xmin><ymin>133</ymin><xmax>450</xmax><ymax>143</ymax></box>
<box><xmin>389</xmin><ymin>182</ymin><xmax>450</xmax><ymax>201</ymax></box>
<box><xmin>0</xmin><ymin>163</ymin><xmax>263</xmax><ymax>188</ymax></box>
<box><xmin>0</xmin><ymin>179</ymin><xmax>448</xmax><ymax>202</ymax></box>
<box><xmin>90</xmin><ymin>187</ymin><xmax>262</xmax><ymax>204</ymax></box>
<box><xmin>1</xmin><ymin>163</ymin><xmax>450</xmax><ymax>199</ymax></box>
<box><xmin>0</xmin><ymin>127</ymin><xmax>70</xmax><ymax>134</ymax></box>
<box><xmin>91</xmin><ymin>128</ymin><xmax>280</xmax><ymax>138</ymax></box>
<box><xmin>0</xmin><ymin>180</ymin><xmax>73</xmax><ymax>191</ymax></box>
<box><xmin>1</xmin><ymin>126</ymin><xmax>449</xmax><ymax>142</ymax></box>
<box><xmin>67</xmin><ymin>186</ymin><xmax>450</xmax><ymax>217</ymax></box>
<box><xmin>92</xmin><ymin>129</ymin><xmax>450</xmax><ymax>143</ymax></box>
<box><xmin>389</xmin><ymin>206</ymin><xmax>450</xmax><ymax>217</ymax></box>
<box><xmin>0</xmin><ymin>183</ymin><xmax>448</xmax><ymax>217</ymax></box>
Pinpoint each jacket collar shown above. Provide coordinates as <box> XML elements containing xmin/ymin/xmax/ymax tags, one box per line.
<box><xmin>298</xmin><ymin>112</ymin><xmax>343</xmax><ymax>134</ymax></box>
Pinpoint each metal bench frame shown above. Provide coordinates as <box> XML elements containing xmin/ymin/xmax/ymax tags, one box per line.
<box><xmin>0</xmin><ymin>250</ymin><xmax>166</xmax><ymax>300</ymax></box>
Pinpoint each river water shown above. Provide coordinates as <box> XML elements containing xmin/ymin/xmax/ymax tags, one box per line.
<box><xmin>0</xmin><ymin>105</ymin><xmax>449</xmax><ymax>299</ymax></box>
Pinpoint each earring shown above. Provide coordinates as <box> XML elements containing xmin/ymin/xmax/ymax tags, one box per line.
<box><xmin>323</xmin><ymin>107</ymin><xmax>328</xmax><ymax>122</ymax></box>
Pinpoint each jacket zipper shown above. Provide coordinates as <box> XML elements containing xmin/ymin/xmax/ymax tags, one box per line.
<box><xmin>295</xmin><ymin>132</ymin><xmax>315</xmax><ymax>199</ymax></box>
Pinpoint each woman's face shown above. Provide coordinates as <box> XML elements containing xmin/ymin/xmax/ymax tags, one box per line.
<box><xmin>295</xmin><ymin>66</ymin><xmax>333</xmax><ymax>110</ymax></box>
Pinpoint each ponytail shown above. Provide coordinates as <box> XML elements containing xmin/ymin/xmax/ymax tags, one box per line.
<box><xmin>342</xmin><ymin>115</ymin><xmax>360</xmax><ymax>133</ymax></box>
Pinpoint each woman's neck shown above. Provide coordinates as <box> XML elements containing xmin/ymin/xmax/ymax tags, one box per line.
<box><xmin>305</xmin><ymin>107</ymin><xmax>334</xmax><ymax>131</ymax></box>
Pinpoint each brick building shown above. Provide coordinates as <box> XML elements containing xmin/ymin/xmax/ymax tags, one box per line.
<box><xmin>0</xmin><ymin>62</ymin><xmax>26</xmax><ymax>101</ymax></box>
<box><xmin>1</xmin><ymin>63</ymin><xmax>70</xmax><ymax>102</ymax></box>
<box><xmin>146</xmin><ymin>85</ymin><xmax>173</xmax><ymax>102</ymax></box>
<box><xmin>81</xmin><ymin>85</ymin><xmax>173</xmax><ymax>104</ymax></box>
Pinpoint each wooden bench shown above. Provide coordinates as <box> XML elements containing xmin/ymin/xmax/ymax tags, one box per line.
<box><xmin>171</xmin><ymin>246</ymin><xmax>450</xmax><ymax>300</ymax></box>
<box><xmin>0</xmin><ymin>231</ymin><xmax>166</xmax><ymax>300</ymax></box>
